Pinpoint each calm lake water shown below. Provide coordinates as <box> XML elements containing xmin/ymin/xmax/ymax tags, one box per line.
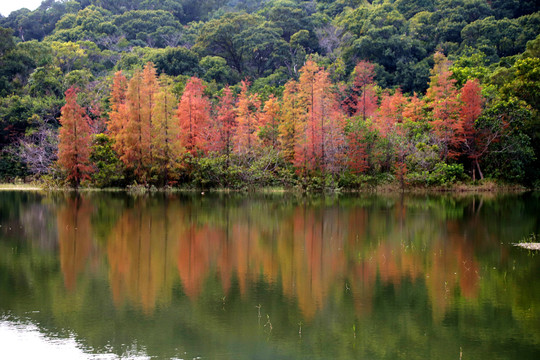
<box><xmin>0</xmin><ymin>191</ymin><xmax>539</xmax><ymax>359</ymax></box>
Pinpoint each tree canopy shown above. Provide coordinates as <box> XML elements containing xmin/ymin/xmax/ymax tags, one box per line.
<box><xmin>0</xmin><ymin>0</ymin><xmax>538</xmax><ymax>188</ymax></box>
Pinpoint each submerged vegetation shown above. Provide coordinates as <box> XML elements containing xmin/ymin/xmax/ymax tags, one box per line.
<box><xmin>0</xmin><ymin>0</ymin><xmax>539</xmax><ymax>190</ymax></box>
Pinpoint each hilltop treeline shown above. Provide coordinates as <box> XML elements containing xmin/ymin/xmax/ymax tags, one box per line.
<box><xmin>0</xmin><ymin>0</ymin><xmax>539</xmax><ymax>189</ymax></box>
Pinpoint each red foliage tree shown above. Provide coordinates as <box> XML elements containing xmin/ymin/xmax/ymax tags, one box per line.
<box><xmin>58</xmin><ymin>86</ymin><xmax>93</xmax><ymax>187</ymax></box>
<box><xmin>426</xmin><ymin>52</ymin><xmax>463</xmax><ymax>160</ymax></box>
<box><xmin>375</xmin><ymin>89</ymin><xmax>410</xmax><ymax>175</ymax></box>
<box><xmin>294</xmin><ymin>60</ymin><xmax>318</xmax><ymax>172</ymax></box>
<box><xmin>208</xmin><ymin>86</ymin><xmax>236</xmax><ymax>166</ymax></box>
<box><xmin>177</xmin><ymin>77</ymin><xmax>211</xmax><ymax>155</ymax></box>
<box><xmin>374</xmin><ymin>89</ymin><xmax>407</xmax><ymax>137</ymax></box>
<box><xmin>295</xmin><ymin>61</ymin><xmax>345</xmax><ymax>173</ymax></box>
<box><xmin>141</xmin><ymin>62</ymin><xmax>159</xmax><ymax>163</ymax></box>
<box><xmin>346</xmin><ymin>126</ymin><xmax>369</xmax><ymax>175</ymax></box>
<box><xmin>352</xmin><ymin>61</ymin><xmax>377</xmax><ymax>120</ymax></box>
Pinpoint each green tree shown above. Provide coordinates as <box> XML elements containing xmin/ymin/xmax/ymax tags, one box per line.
<box><xmin>90</xmin><ymin>133</ymin><xmax>124</xmax><ymax>187</ymax></box>
<box><xmin>195</xmin><ymin>12</ymin><xmax>286</xmax><ymax>76</ymax></box>
<box><xmin>151</xmin><ymin>47</ymin><xmax>200</xmax><ymax>77</ymax></box>
<box><xmin>479</xmin><ymin>97</ymin><xmax>535</xmax><ymax>182</ymax></box>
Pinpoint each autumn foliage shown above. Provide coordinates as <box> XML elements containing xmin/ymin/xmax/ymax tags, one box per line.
<box><xmin>177</xmin><ymin>77</ymin><xmax>211</xmax><ymax>154</ymax></box>
<box><xmin>426</xmin><ymin>52</ymin><xmax>464</xmax><ymax>160</ymax></box>
<box><xmin>234</xmin><ymin>80</ymin><xmax>260</xmax><ymax>155</ymax></box>
<box><xmin>352</xmin><ymin>61</ymin><xmax>377</xmax><ymax>120</ymax></box>
<box><xmin>58</xmin><ymin>86</ymin><xmax>93</xmax><ymax>186</ymax></box>
<box><xmin>209</xmin><ymin>86</ymin><xmax>236</xmax><ymax>161</ymax></box>
<box><xmin>57</xmin><ymin>54</ymin><xmax>497</xmax><ymax>188</ymax></box>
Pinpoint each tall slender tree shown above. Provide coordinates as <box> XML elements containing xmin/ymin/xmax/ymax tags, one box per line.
<box><xmin>294</xmin><ymin>60</ymin><xmax>319</xmax><ymax>172</ymax></box>
<box><xmin>108</xmin><ymin>71</ymin><xmax>128</xmax><ymax>157</ymax></box>
<box><xmin>177</xmin><ymin>77</ymin><xmax>211</xmax><ymax>155</ymax></box>
<box><xmin>279</xmin><ymin>80</ymin><xmax>303</xmax><ymax>162</ymax></box>
<box><xmin>58</xmin><ymin>87</ymin><xmax>93</xmax><ymax>187</ymax></box>
<box><xmin>426</xmin><ymin>52</ymin><xmax>463</xmax><ymax>160</ymax></box>
<box><xmin>352</xmin><ymin>61</ymin><xmax>377</xmax><ymax>121</ymax></box>
<box><xmin>375</xmin><ymin>89</ymin><xmax>407</xmax><ymax>137</ymax></box>
<box><xmin>259</xmin><ymin>95</ymin><xmax>281</xmax><ymax>149</ymax></box>
<box><xmin>122</xmin><ymin>69</ymin><xmax>152</xmax><ymax>180</ymax></box>
<box><xmin>375</xmin><ymin>89</ymin><xmax>409</xmax><ymax>172</ymax></box>
<box><xmin>141</xmin><ymin>62</ymin><xmax>159</xmax><ymax>164</ymax></box>
<box><xmin>295</xmin><ymin>61</ymin><xmax>345</xmax><ymax>173</ymax></box>
<box><xmin>152</xmin><ymin>74</ymin><xmax>183</xmax><ymax>184</ymax></box>
<box><xmin>234</xmin><ymin>80</ymin><xmax>260</xmax><ymax>156</ymax></box>
<box><xmin>209</xmin><ymin>86</ymin><xmax>236</xmax><ymax>166</ymax></box>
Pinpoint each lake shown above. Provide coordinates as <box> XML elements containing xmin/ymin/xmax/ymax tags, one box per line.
<box><xmin>0</xmin><ymin>191</ymin><xmax>539</xmax><ymax>359</ymax></box>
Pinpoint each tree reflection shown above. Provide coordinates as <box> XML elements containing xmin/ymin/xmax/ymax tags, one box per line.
<box><xmin>51</xmin><ymin>193</ymin><xmax>533</xmax><ymax>322</ymax></box>
<box><xmin>57</xmin><ymin>195</ymin><xmax>94</xmax><ymax>291</ymax></box>
<box><xmin>107</xmin><ymin>197</ymin><xmax>180</xmax><ymax>313</ymax></box>
<box><xmin>2</xmin><ymin>191</ymin><xmax>538</xmax><ymax>359</ymax></box>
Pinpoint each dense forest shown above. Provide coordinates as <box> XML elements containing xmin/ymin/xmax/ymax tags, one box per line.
<box><xmin>0</xmin><ymin>0</ymin><xmax>539</xmax><ymax>189</ymax></box>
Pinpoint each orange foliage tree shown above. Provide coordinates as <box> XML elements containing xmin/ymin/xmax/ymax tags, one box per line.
<box><xmin>209</xmin><ymin>86</ymin><xmax>237</xmax><ymax>165</ymax></box>
<box><xmin>426</xmin><ymin>52</ymin><xmax>463</xmax><ymax>160</ymax></box>
<box><xmin>376</xmin><ymin>89</ymin><xmax>410</xmax><ymax>180</ymax></box>
<box><xmin>234</xmin><ymin>80</ymin><xmax>261</xmax><ymax>156</ymax></box>
<box><xmin>177</xmin><ymin>77</ymin><xmax>211</xmax><ymax>155</ymax></box>
<box><xmin>294</xmin><ymin>60</ymin><xmax>345</xmax><ymax>174</ymax></box>
<box><xmin>402</xmin><ymin>93</ymin><xmax>425</xmax><ymax>123</ymax></box>
<box><xmin>259</xmin><ymin>95</ymin><xmax>281</xmax><ymax>148</ymax></box>
<box><xmin>278</xmin><ymin>80</ymin><xmax>303</xmax><ymax>162</ymax></box>
<box><xmin>108</xmin><ymin>71</ymin><xmax>128</xmax><ymax>155</ymax></box>
<box><xmin>58</xmin><ymin>86</ymin><xmax>93</xmax><ymax>187</ymax></box>
<box><xmin>151</xmin><ymin>74</ymin><xmax>183</xmax><ymax>184</ymax></box>
<box><xmin>141</xmin><ymin>62</ymin><xmax>159</xmax><ymax>164</ymax></box>
<box><xmin>294</xmin><ymin>60</ymin><xmax>318</xmax><ymax>172</ymax></box>
<box><xmin>117</xmin><ymin>69</ymin><xmax>152</xmax><ymax>180</ymax></box>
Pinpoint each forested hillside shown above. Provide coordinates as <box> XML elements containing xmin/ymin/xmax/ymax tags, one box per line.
<box><xmin>0</xmin><ymin>0</ymin><xmax>539</xmax><ymax>189</ymax></box>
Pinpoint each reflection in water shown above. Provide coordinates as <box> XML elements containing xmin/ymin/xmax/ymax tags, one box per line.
<box><xmin>107</xmin><ymin>199</ymin><xmax>179</xmax><ymax>313</ymax></box>
<box><xmin>58</xmin><ymin>196</ymin><xmax>94</xmax><ymax>291</ymax></box>
<box><xmin>92</xmin><ymin>195</ymin><xmax>486</xmax><ymax>319</ymax></box>
<box><xmin>1</xmin><ymin>191</ymin><xmax>540</xmax><ymax>359</ymax></box>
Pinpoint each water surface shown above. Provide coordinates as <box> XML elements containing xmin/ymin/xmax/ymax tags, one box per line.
<box><xmin>1</xmin><ymin>191</ymin><xmax>539</xmax><ymax>359</ymax></box>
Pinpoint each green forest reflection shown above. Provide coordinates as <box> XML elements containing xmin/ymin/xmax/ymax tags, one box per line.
<box><xmin>1</xmin><ymin>191</ymin><xmax>540</xmax><ymax>359</ymax></box>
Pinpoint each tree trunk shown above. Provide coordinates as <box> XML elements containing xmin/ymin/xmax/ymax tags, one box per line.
<box><xmin>475</xmin><ymin>158</ymin><xmax>484</xmax><ymax>180</ymax></box>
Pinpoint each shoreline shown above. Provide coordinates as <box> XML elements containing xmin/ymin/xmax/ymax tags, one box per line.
<box><xmin>0</xmin><ymin>182</ymin><xmax>532</xmax><ymax>194</ymax></box>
